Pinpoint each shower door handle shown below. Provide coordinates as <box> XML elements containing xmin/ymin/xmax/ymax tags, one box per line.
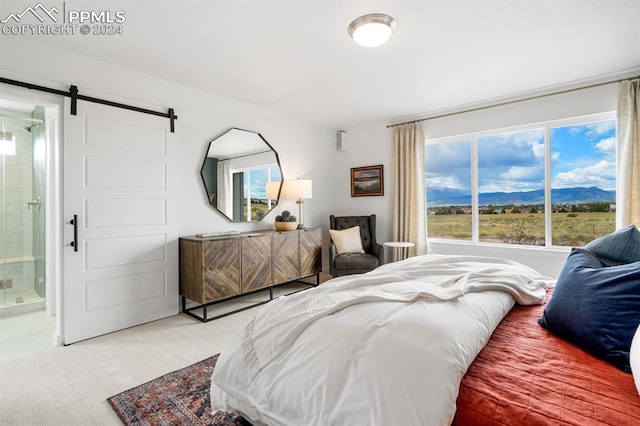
<box><xmin>69</xmin><ymin>214</ymin><xmax>79</xmax><ymax>252</ymax></box>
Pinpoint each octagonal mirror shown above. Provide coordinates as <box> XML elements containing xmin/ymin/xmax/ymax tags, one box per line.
<box><xmin>200</xmin><ymin>128</ymin><xmax>283</xmax><ymax>222</ymax></box>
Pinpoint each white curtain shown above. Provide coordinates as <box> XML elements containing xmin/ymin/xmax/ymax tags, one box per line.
<box><xmin>217</xmin><ymin>160</ymin><xmax>232</xmax><ymax>218</ymax></box>
<box><xmin>617</xmin><ymin>79</ymin><xmax>640</xmax><ymax>227</ymax></box>
<box><xmin>391</xmin><ymin>122</ymin><xmax>427</xmax><ymax>260</ymax></box>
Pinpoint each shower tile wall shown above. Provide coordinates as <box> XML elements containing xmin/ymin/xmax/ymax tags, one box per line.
<box><xmin>1</xmin><ymin>119</ymin><xmax>35</xmax><ymax>298</ymax></box>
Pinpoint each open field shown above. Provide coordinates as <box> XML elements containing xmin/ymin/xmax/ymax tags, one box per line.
<box><xmin>427</xmin><ymin>212</ymin><xmax>615</xmax><ymax>246</ymax></box>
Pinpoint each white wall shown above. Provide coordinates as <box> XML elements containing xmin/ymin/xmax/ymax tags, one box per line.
<box><xmin>0</xmin><ymin>39</ymin><xmax>338</xmax><ymax>268</ymax></box>
<box><xmin>424</xmin><ymin>83</ymin><xmax>618</xmax><ymax>138</ymax></box>
<box><xmin>326</xmin><ymin>122</ymin><xmax>394</xmax><ymax>249</ymax></box>
<box><xmin>342</xmin><ymin>83</ymin><xmax>620</xmax><ymax>278</ymax></box>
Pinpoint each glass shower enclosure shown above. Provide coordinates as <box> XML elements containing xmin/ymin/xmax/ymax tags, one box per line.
<box><xmin>0</xmin><ymin>105</ymin><xmax>46</xmax><ymax>313</ymax></box>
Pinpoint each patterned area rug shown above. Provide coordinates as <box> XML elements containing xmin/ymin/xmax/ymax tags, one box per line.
<box><xmin>107</xmin><ymin>354</ymin><xmax>250</xmax><ymax>425</ymax></box>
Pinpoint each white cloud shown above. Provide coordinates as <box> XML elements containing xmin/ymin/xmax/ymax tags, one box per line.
<box><xmin>426</xmin><ymin>141</ymin><xmax>471</xmax><ymax>172</ymax></box>
<box><xmin>426</xmin><ymin>174</ymin><xmax>467</xmax><ymax>190</ymax></box>
<box><xmin>478</xmin><ymin>180</ymin><xmax>543</xmax><ymax>193</ymax></box>
<box><xmin>595</xmin><ymin>136</ymin><xmax>616</xmax><ymax>154</ymax></box>
<box><xmin>531</xmin><ymin>141</ymin><xmax>544</xmax><ymax>158</ymax></box>
<box><xmin>500</xmin><ymin>165</ymin><xmax>543</xmax><ymax>181</ymax></box>
<box><xmin>569</xmin><ymin>120</ymin><xmax>615</xmax><ymax>138</ymax></box>
<box><xmin>585</xmin><ymin>121</ymin><xmax>616</xmax><ymax>137</ymax></box>
<box><xmin>476</xmin><ymin>164</ymin><xmax>544</xmax><ymax>193</ymax></box>
<box><xmin>553</xmin><ymin>159</ymin><xmax>616</xmax><ymax>189</ymax></box>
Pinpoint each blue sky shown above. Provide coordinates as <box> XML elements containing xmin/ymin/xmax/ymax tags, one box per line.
<box><xmin>426</xmin><ymin>119</ymin><xmax>616</xmax><ymax>194</ymax></box>
<box><xmin>244</xmin><ymin>166</ymin><xmax>282</xmax><ymax>199</ymax></box>
<box><xmin>550</xmin><ymin>120</ymin><xmax>616</xmax><ymax>190</ymax></box>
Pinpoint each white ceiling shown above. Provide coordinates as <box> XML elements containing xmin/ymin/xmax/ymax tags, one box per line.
<box><xmin>26</xmin><ymin>0</ymin><xmax>640</xmax><ymax>128</ymax></box>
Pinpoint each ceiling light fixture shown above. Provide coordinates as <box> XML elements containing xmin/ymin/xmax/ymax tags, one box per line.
<box><xmin>348</xmin><ymin>13</ymin><xmax>397</xmax><ymax>47</ymax></box>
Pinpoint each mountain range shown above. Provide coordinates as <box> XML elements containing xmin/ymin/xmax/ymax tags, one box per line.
<box><xmin>427</xmin><ymin>186</ymin><xmax>615</xmax><ymax>207</ymax></box>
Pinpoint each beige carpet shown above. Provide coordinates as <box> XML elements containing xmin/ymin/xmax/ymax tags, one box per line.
<box><xmin>0</xmin><ymin>283</ymin><xmax>318</xmax><ymax>425</ymax></box>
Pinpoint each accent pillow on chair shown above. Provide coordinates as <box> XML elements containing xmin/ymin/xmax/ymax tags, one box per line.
<box><xmin>584</xmin><ymin>224</ymin><xmax>640</xmax><ymax>266</ymax></box>
<box><xmin>329</xmin><ymin>214</ymin><xmax>384</xmax><ymax>277</ymax></box>
<box><xmin>328</xmin><ymin>226</ymin><xmax>365</xmax><ymax>254</ymax></box>
<box><xmin>538</xmin><ymin>248</ymin><xmax>640</xmax><ymax>372</ymax></box>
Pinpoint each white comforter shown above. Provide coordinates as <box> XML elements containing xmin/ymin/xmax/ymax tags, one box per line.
<box><xmin>210</xmin><ymin>254</ymin><xmax>553</xmax><ymax>426</ymax></box>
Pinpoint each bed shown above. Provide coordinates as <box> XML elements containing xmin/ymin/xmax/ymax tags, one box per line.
<box><xmin>454</xmin><ymin>287</ymin><xmax>640</xmax><ymax>425</ymax></box>
<box><xmin>209</xmin><ymin>252</ymin><xmax>640</xmax><ymax>425</ymax></box>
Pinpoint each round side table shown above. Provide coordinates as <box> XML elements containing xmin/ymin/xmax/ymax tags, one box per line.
<box><xmin>383</xmin><ymin>241</ymin><xmax>415</xmax><ymax>262</ymax></box>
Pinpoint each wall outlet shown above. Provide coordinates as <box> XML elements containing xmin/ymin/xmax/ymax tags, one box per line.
<box><xmin>0</xmin><ymin>279</ymin><xmax>13</xmax><ymax>289</ymax></box>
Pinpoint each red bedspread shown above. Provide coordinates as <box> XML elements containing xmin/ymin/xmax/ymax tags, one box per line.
<box><xmin>454</xmin><ymin>289</ymin><xmax>640</xmax><ymax>425</ymax></box>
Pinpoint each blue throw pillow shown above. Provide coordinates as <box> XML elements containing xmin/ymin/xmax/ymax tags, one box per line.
<box><xmin>538</xmin><ymin>248</ymin><xmax>640</xmax><ymax>372</ymax></box>
<box><xmin>584</xmin><ymin>224</ymin><xmax>640</xmax><ymax>266</ymax></box>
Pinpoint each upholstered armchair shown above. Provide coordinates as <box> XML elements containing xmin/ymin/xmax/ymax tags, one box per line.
<box><xmin>329</xmin><ymin>214</ymin><xmax>384</xmax><ymax>277</ymax></box>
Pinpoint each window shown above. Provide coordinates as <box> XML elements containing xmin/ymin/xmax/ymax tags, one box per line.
<box><xmin>238</xmin><ymin>165</ymin><xmax>281</xmax><ymax>221</ymax></box>
<box><xmin>478</xmin><ymin>129</ymin><xmax>545</xmax><ymax>245</ymax></box>
<box><xmin>426</xmin><ymin>140</ymin><xmax>472</xmax><ymax>240</ymax></box>
<box><xmin>550</xmin><ymin>120</ymin><xmax>616</xmax><ymax>246</ymax></box>
<box><xmin>425</xmin><ymin>113</ymin><xmax>616</xmax><ymax>247</ymax></box>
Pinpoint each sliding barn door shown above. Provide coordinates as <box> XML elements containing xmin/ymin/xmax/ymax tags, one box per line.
<box><xmin>63</xmin><ymin>98</ymin><xmax>178</xmax><ymax>344</ymax></box>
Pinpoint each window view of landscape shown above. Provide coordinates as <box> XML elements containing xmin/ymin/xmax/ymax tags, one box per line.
<box><xmin>478</xmin><ymin>128</ymin><xmax>545</xmax><ymax>244</ymax></box>
<box><xmin>426</xmin><ymin>117</ymin><xmax>616</xmax><ymax>247</ymax></box>
<box><xmin>242</xmin><ymin>165</ymin><xmax>281</xmax><ymax>221</ymax></box>
<box><xmin>550</xmin><ymin>120</ymin><xmax>616</xmax><ymax>245</ymax></box>
<box><xmin>426</xmin><ymin>140</ymin><xmax>472</xmax><ymax>240</ymax></box>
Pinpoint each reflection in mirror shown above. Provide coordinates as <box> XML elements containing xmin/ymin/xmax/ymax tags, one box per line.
<box><xmin>201</xmin><ymin>128</ymin><xmax>283</xmax><ymax>222</ymax></box>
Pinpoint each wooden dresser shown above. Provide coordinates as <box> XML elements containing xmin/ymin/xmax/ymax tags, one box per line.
<box><xmin>179</xmin><ymin>228</ymin><xmax>322</xmax><ymax>321</ymax></box>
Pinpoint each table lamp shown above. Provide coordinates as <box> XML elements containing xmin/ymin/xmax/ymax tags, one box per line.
<box><xmin>282</xmin><ymin>178</ymin><xmax>312</xmax><ymax>229</ymax></box>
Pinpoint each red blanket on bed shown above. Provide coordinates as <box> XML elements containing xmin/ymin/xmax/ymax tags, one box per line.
<box><xmin>454</xmin><ymin>289</ymin><xmax>640</xmax><ymax>425</ymax></box>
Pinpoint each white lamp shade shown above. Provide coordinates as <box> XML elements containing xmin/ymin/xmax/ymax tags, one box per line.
<box><xmin>348</xmin><ymin>14</ymin><xmax>397</xmax><ymax>48</ymax></box>
<box><xmin>266</xmin><ymin>181</ymin><xmax>281</xmax><ymax>199</ymax></box>
<box><xmin>282</xmin><ymin>179</ymin><xmax>312</xmax><ymax>199</ymax></box>
<box><xmin>0</xmin><ymin>131</ymin><xmax>16</xmax><ymax>156</ymax></box>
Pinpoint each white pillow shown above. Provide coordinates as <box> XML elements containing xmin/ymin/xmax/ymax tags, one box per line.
<box><xmin>329</xmin><ymin>226</ymin><xmax>364</xmax><ymax>254</ymax></box>
<box><xmin>631</xmin><ymin>324</ymin><xmax>640</xmax><ymax>396</ymax></box>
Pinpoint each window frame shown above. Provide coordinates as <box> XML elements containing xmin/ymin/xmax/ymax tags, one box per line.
<box><xmin>425</xmin><ymin>111</ymin><xmax>617</xmax><ymax>248</ymax></box>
